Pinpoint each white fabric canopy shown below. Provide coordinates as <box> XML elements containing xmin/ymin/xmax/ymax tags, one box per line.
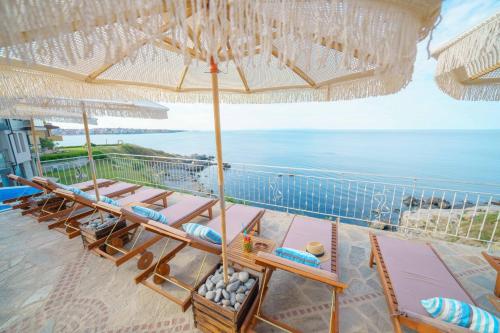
<box><xmin>431</xmin><ymin>12</ymin><xmax>500</xmax><ymax>101</ymax></box>
<box><xmin>0</xmin><ymin>0</ymin><xmax>442</xmax><ymax>103</ymax></box>
<box><xmin>0</xmin><ymin>96</ymin><xmax>169</xmax><ymax>119</ymax></box>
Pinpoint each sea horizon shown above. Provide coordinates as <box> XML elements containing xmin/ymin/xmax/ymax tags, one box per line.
<box><xmin>59</xmin><ymin>129</ymin><xmax>500</xmax><ymax>186</ymax></box>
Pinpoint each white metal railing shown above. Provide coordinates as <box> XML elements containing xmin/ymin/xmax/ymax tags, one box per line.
<box><xmin>40</xmin><ymin>153</ymin><xmax>500</xmax><ymax>248</ymax></box>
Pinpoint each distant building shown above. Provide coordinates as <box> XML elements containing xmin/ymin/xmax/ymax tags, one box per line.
<box><xmin>0</xmin><ymin>118</ymin><xmax>61</xmax><ymax>186</ymax></box>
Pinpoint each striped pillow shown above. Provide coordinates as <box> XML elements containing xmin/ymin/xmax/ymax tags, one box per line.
<box><xmin>275</xmin><ymin>247</ymin><xmax>321</xmax><ymax>268</ymax></box>
<box><xmin>182</xmin><ymin>223</ymin><xmax>222</xmax><ymax>244</ymax></box>
<box><xmin>78</xmin><ymin>191</ymin><xmax>96</xmax><ymax>202</ymax></box>
<box><xmin>421</xmin><ymin>297</ymin><xmax>499</xmax><ymax>333</ymax></box>
<box><xmin>131</xmin><ymin>205</ymin><xmax>167</xmax><ymax>224</ymax></box>
<box><xmin>66</xmin><ymin>186</ymin><xmax>84</xmax><ymax>195</ymax></box>
<box><xmin>98</xmin><ymin>195</ymin><xmax>120</xmax><ymax>207</ymax></box>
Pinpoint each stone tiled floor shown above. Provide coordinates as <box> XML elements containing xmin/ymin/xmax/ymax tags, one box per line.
<box><xmin>0</xmin><ymin>192</ymin><xmax>498</xmax><ymax>333</ymax></box>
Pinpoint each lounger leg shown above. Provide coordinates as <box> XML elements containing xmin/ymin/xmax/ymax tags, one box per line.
<box><xmin>329</xmin><ymin>289</ymin><xmax>339</xmax><ymax>333</ymax></box>
<box><xmin>495</xmin><ymin>272</ymin><xmax>500</xmax><ymax>298</ymax></box>
<box><xmin>162</xmin><ymin>197</ymin><xmax>167</xmax><ymax>207</ymax></box>
<box><xmin>255</xmin><ymin>268</ymin><xmax>270</xmax><ymax>318</ymax></box>
<box><xmin>369</xmin><ymin>248</ymin><xmax>375</xmax><ymax>268</ymax></box>
<box><xmin>208</xmin><ymin>207</ymin><xmax>213</xmax><ymax>219</ymax></box>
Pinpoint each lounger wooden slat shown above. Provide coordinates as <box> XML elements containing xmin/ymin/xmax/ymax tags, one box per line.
<box><xmin>249</xmin><ymin>216</ymin><xmax>346</xmax><ymax>333</ymax></box>
<box><xmin>134</xmin><ymin>203</ymin><xmax>264</xmax><ymax>311</ymax></box>
<box><xmin>88</xmin><ymin>195</ymin><xmax>217</xmax><ymax>270</ymax></box>
<box><xmin>369</xmin><ymin>233</ymin><xmax>478</xmax><ymax>333</ymax></box>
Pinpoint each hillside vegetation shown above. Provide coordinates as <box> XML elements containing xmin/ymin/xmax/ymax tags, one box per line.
<box><xmin>40</xmin><ymin>144</ymin><xmax>178</xmax><ymax>161</ymax></box>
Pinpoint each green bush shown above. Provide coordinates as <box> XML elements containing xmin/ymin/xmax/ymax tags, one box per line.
<box><xmin>40</xmin><ymin>137</ymin><xmax>55</xmax><ymax>150</ymax></box>
<box><xmin>40</xmin><ymin>149</ymin><xmax>105</xmax><ymax>161</ymax></box>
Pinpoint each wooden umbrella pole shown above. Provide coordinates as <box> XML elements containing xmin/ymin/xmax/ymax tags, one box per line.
<box><xmin>210</xmin><ymin>57</ymin><xmax>229</xmax><ymax>284</ymax></box>
<box><xmin>82</xmin><ymin>110</ymin><xmax>100</xmax><ymax>201</ymax></box>
<box><xmin>30</xmin><ymin>117</ymin><xmax>44</xmax><ymax>177</ymax></box>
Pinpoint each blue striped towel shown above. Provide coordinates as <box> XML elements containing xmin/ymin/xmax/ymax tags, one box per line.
<box><xmin>421</xmin><ymin>297</ymin><xmax>499</xmax><ymax>333</ymax></box>
<box><xmin>182</xmin><ymin>223</ymin><xmax>222</xmax><ymax>244</ymax></box>
<box><xmin>275</xmin><ymin>247</ymin><xmax>321</xmax><ymax>268</ymax></box>
<box><xmin>131</xmin><ymin>205</ymin><xmax>167</xmax><ymax>224</ymax></box>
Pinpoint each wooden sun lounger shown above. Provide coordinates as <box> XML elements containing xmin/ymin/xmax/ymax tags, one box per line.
<box><xmin>46</xmin><ymin>182</ymin><xmax>142</xmax><ymax>238</ymax></box>
<box><xmin>81</xmin><ymin>188</ymin><xmax>174</xmax><ymax>264</ymax></box>
<box><xmin>88</xmin><ymin>194</ymin><xmax>218</xmax><ymax>272</ymax></box>
<box><xmin>7</xmin><ymin>176</ymin><xmax>66</xmax><ymax>216</ymax></box>
<box><xmin>5</xmin><ymin>174</ymin><xmax>44</xmax><ymax>208</ymax></box>
<box><xmin>369</xmin><ymin>233</ymin><xmax>478</xmax><ymax>333</ymax></box>
<box><xmin>134</xmin><ymin>203</ymin><xmax>264</xmax><ymax>311</ymax></box>
<box><xmin>38</xmin><ymin>180</ymin><xmax>141</xmax><ymax>222</ymax></box>
<box><xmin>27</xmin><ymin>177</ymin><xmax>116</xmax><ymax>220</ymax></box>
<box><xmin>248</xmin><ymin>216</ymin><xmax>347</xmax><ymax>333</ymax></box>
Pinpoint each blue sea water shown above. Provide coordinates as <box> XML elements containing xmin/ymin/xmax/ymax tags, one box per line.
<box><xmin>61</xmin><ymin>129</ymin><xmax>500</xmax><ymax>184</ymax></box>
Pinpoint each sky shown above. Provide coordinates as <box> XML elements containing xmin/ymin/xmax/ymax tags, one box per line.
<box><xmin>58</xmin><ymin>1</ymin><xmax>500</xmax><ymax>131</ymax></box>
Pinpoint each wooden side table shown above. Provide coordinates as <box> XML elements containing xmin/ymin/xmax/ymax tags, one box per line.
<box><xmin>482</xmin><ymin>251</ymin><xmax>500</xmax><ymax>312</ymax></box>
<box><xmin>228</xmin><ymin>234</ymin><xmax>276</xmax><ymax>273</ymax></box>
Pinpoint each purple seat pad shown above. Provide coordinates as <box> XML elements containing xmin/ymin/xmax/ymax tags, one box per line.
<box><xmin>86</xmin><ymin>182</ymin><xmax>137</xmax><ymax>198</ymax></box>
<box><xmin>207</xmin><ymin>204</ymin><xmax>264</xmax><ymax>244</ymax></box>
<box><xmin>117</xmin><ymin>188</ymin><xmax>167</xmax><ymax>206</ymax></box>
<box><xmin>377</xmin><ymin>235</ymin><xmax>474</xmax><ymax>316</ymax></box>
<box><xmin>281</xmin><ymin>216</ymin><xmax>333</xmax><ymax>271</ymax></box>
<box><xmin>150</xmin><ymin>196</ymin><xmax>215</xmax><ymax>227</ymax></box>
<box><xmin>73</xmin><ymin>179</ymin><xmax>110</xmax><ymax>190</ymax></box>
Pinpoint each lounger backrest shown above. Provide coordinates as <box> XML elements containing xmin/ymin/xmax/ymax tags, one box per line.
<box><xmin>32</xmin><ymin>177</ymin><xmax>53</xmax><ymax>190</ymax></box>
<box><xmin>93</xmin><ymin>182</ymin><xmax>140</xmax><ymax>198</ymax></box>
<box><xmin>53</xmin><ymin>188</ymin><xmax>96</xmax><ymax>207</ymax></box>
<box><xmin>154</xmin><ymin>196</ymin><xmax>216</xmax><ymax>227</ymax></box>
<box><xmin>376</xmin><ymin>235</ymin><xmax>476</xmax><ymax>316</ymax></box>
<box><xmin>207</xmin><ymin>204</ymin><xmax>264</xmax><ymax>244</ymax></box>
<box><xmin>8</xmin><ymin>174</ymin><xmax>45</xmax><ymax>191</ymax></box>
<box><xmin>116</xmin><ymin>188</ymin><xmax>168</xmax><ymax>206</ymax></box>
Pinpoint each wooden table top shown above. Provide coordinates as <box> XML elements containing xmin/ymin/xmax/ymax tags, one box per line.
<box><xmin>482</xmin><ymin>251</ymin><xmax>500</xmax><ymax>272</ymax></box>
<box><xmin>228</xmin><ymin>234</ymin><xmax>276</xmax><ymax>272</ymax></box>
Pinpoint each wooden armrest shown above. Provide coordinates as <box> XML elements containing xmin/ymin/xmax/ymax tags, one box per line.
<box><xmin>405</xmin><ymin>311</ymin><xmax>472</xmax><ymax>333</ymax></box>
<box><xmin>53</xmin><ymin>188</ymin><xmax>75</xmax><ymax>199</ymax></box>
<box><xmin>144</xmin><ymin>222</ymin><xmax>191</xmax><ymax>242</ymax></box>
<box><xmin>482</xmin><ymin>251</ymin><xmax>500</xmax><ymax>272</ymax></box>
<box><xmin>94</xmin><ymin>201</ymin><xmax>122</xmax><ymax>215</ymax></box>
<box><xmin>7</xmin><ymin>174</ymin><xmax>18</xmax><ymax>181</ymax></box>
<box><xmin>125</xmin><ymin>202</ymin><xmax>152</xmax><ymax>208</ymax></box>
<box><xmin>255</xmin><ymin>252</ymin><xmax>348</xmax><ymax>290</ymax></box>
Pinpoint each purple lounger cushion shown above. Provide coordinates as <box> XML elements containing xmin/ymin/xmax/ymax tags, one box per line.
<box><xmin>147</xmin><ymin>196</ymin><xmax>215</xmax><ymax>229</ymax></box>
<box><xmin>377</xmin><ymin>235</ymin><xmax>475</xmax><ymax>316</ymax></box>
<box><xmin>281</xmin><ymin>216</ymin><xmax>333</xmax><ymax>271</ymax></box>
<box><xmin>181</xmin><ymin>204</ymin><xmax>264</xmax><ymax>251</ymax></box>
<box><xmin>116</xmin><ymin>188</ymin><xmax>167</xmax><ymax>206</ymax></box>
<box><xmin>72</xmin><ymin>179</ymin><xmax>110</xmax><ymax>190</ymax></box>
<box><xmin>85</xmin><ymin>182</ymin><xmax>137</xmax><ymax>197</ymax></box>
<box><xmin>207</xmin><ymin>204</ymin><xmax>264</xmax><ymax>244</ymax></box>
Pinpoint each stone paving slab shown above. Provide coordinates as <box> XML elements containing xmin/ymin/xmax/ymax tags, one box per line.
<box><xmin>0</xmin><ymin>192</ymin><xmax>498</xmax><ymax>333</ymax></box>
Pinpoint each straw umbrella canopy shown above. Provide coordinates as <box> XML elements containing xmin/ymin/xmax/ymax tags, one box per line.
<box><xmin>0</xmin><ymin>0</ymin><xmax>442</xmax><ymax>103</ymax></box>
<box><xmin>431</xmin><ymin>12</ymin><xmax>500</xmax><ymax>101</ymax></box>
<box><xmin>0</xmin><ymin>100</ymin><xmax>98</xmax><ymax>177</ymax></box>
<box><xmin>1</xmin><ymin>96</ymin><xmax>169</xmax><ymax>200</ymax></box>
<box><xmin>0</xmin><ymin>0</ymin><xmax>442</xmax><ymax>283</ymax></box>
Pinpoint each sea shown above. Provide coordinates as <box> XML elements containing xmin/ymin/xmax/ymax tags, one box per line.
<box><xmin>59</xmin><ymin>130</ymin><xmax>500</xmax><ymax>225</ymax></box>
<box><xmin>60</xmin><ymin>129</ymin><xmax>500</xmax><ymax>185</ymax></box>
